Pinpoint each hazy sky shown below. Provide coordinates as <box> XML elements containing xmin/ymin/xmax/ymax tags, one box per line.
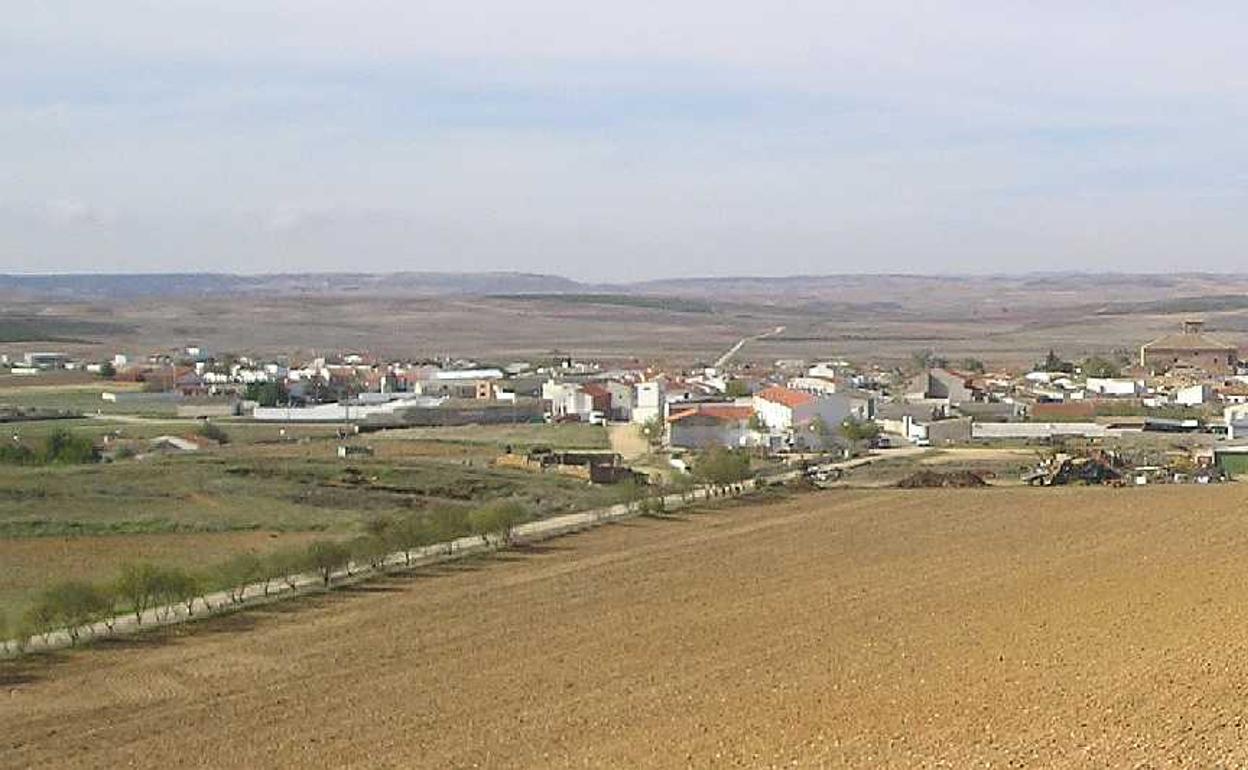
<box><xmin>3</xmin><ymin>2</ymin><xmax>1246</xmax><ymax>280</ymax></box>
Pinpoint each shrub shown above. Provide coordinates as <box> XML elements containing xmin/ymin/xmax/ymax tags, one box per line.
<box><xmin>41</xmin><ymin>428</ymin><xmax>98</xmax><ymax>464</ymax></box>
<box><xmin>196</xmin><ymin>421</ymin><xmax>231</xmax><ymax>445</ymax></box>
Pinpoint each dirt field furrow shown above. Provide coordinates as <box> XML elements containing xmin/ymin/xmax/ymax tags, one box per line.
<box><xmin>7</xmin><ymin>485</ymin><xmax>1248</xmax><ymax>767</ymax></box>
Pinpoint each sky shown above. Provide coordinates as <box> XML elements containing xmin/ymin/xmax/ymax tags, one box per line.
<box><xmin>3</xmin><ymin>2</ymin><xmax>1247</xmax><ymax>281</ymax></box>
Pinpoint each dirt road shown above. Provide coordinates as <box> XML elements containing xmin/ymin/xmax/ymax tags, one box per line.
<box><xmin>8</xmin><ymin>484</ymin><xmax>1248</xmax><ymax>767</ymax></box>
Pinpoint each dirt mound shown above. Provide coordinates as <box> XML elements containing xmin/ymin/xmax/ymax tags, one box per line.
<box><xmin>896</xmin><ymin>469</ymin><xmax>988</xmax><ymax>488</ymax></box>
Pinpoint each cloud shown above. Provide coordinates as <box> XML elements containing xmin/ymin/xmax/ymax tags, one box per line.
<box><xmin>3</xmin><ymin>2</ymin><xmax>1248</xmax><ymax>277</ymax></box>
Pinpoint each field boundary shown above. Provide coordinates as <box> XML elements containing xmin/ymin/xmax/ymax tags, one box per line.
<box><xmin>2</xmin><ymin>448</ymin><xmax>918</xmax><ymax>656</ymax></box>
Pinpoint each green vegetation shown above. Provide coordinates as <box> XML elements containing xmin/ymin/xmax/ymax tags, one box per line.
<box><xmin>0</xmin><ymin>428</ymin><xmax>97</xmax><ymax>466</ymax></box>
<box><xmin>468</xmin><ymin>500</ymin><xmax>532</xmax><ymax>545</ymax></box>
<box><xmin>1035</xmin><ymin>350</ymin><xmax>1075</xmax><ymax>374</ymax></box>
<box><xmin>840</xmin><ymin>418</ymin><xmax>882</xmax><ymax>443</ymax></box>
<box><xmin>0</xmin><ymin>315</ymin><xmax>133</xmax><ymax>343</ymax></box>
<box><xmin>723</xmin><ymin>379</ymin><xmax>751</xmax><ymax>398</ymax></box>
<box><xmin>1081</xmin><ymin>356</ymin><xmax>1121</xmax><ymax>378</ymax></box>
<box><xmin>960</xmin><ymin>358</ymin><xmax>986</xmax><ymax>374</ymax></box>
<box><xmin>245</xmin><ymin>381</ymin><xmax>287</xmax><ymax>407</ymax></box>
<box><xmin>196</xmin><ymin>421</ymin><xmax>231</xmax><ymax>444</ymax></box>
<box><xmin>692</xmin><ymin>447</ymin><xmax>752</xmax><ymax>486</ymax></box>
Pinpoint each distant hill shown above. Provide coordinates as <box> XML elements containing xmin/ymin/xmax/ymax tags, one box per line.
<box><xmin>0</xmin><ymin>272</ymin><xmax>585</xmax><ymax>299</ymax></box>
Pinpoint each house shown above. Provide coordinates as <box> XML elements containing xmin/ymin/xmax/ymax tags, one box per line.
<box><xmin>666</xmin><ymin>405</ymin><xmax>754</xmax><ymax>449</ymax></box>
<box><xmin>541</xmin><ymin>381</ymin><xmax>595</xmax><ymax>420</ymax></box>
<box><xmin>1085</xmin><ymin>378</ymin><xmax>1143</xmax><ymax>397</ymax></box>
<box><xmin>753</xmin><ymin>386</ymin><xmax>855</xmax><ymax>448</ymax></box>
<box><xmin>22</xmin><ymin>352</ymin><xmax>70</xmax><ymax>370</ymax></box>
<box><xmin>631</xmin><ymin>381</ymin><xmax>665</xmax><ymax>424</ymax></box>
<box><xmin>905</xmin><ymin>368</ymin><xmax>975</xmax><ymax>404</ymax></box>
<box><xmin>1173</xmin><ymin>383</ymin><xmax>1214</xmax><ymax>407</ymax></box>
<box><xmin>1141</xmin><ymin>320</ymin><xmax>1239</xmax><ymax>375</ymax></box>
<box><xmin>1225</xmin><ymin>404</ymin><xmax>1248</xmax><ymax>440</ymax></box>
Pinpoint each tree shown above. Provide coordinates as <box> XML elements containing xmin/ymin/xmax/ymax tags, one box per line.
<box><xmin>305</xmin><ymin>540</ymin><xmax>351</xmax><ymax>587</ymax></box>
<box><xmin>384</xmin><ymin>514</ymin><xmax>436</xmax><ymax>566</ymax></box>
<box><xmin>960</xmin><ymin>358</ymin><xmax>986</xmax><ymax>374</ymax></box>
<box><xmin>637</xmin><ymin>416</ymin><xmax>664</xmax><ymax>448</ymax></box>
<box><xmin>350</xmin><ymin>534</ymin><xmax>391</xmax><ymax>572</ymax></box>
<box><xmin>155</xmin><ymin>567</ymin><xmax>202</xmax><ymax>617</ymax></box>
<box><xmin>1082</xmin><ymin>356</ymin><xmax>1121</xmax><ymax>378</ymax></box>
<box><xmin>840</xmin><ymin>418</ymin><xmax>882</xmax><ymax>443</ymax></box>
<box><xmin>216</xmin><ymin>553</ymin><xmax>263</xmax><ymax>603</ymax></box>
<box><xmin>115</xmin><ymin>562</ymin><xmax>162</xmax><ymax>624</ymax></box>
<box><xmin>723</xmin><ymin>379</ymin><xmax>751</xmax><ymax>398</ymax></box>
<box><xmin>38</xmin><ymin>581</ymin><xmax>112</xmax><ymax>645</ymax></box>
<box><xmin>468</xmin><ymin>500</ymin><xmax>531</xmax><ymax>546</ymax></box>
<box><xmin>0</xmin><ymin>609</ymin><xmax>8</xmax><ymax>654</ymax></box>
<box><xmin>692</xmin><ymin>447</ymin><xmax>752</xmax><ymax>487</ymax></box>
<box><xmin>22</xmin><ymin>602</ymin><xmax>57</xmax><ymax>645</ymax></box>
<box><xmin>269</xmin><ymin>547</ymin><xmax>310</xmax><ymax>591</ymax></box>
<box><xmin>244</xmin><ymin>381</ymin><xmax>287</xmax><ymax>407</ymax></box>
<box><xmin>428</xmin><ymin>507</ymin><xmax>470</xmax><ymax>555</ymax></box>
<box><xmin>98</xmin><ymin>361</ymin><xmax>117</xmax><ymax>378</ymax></box>
<box><xmin>809</xmin><ymin>416</ymin><xmax>836</xmax><ymax>449</ymax></box>
<box><xmin>1036</xmin><ymin>349</ymin><xmax>1074</xmax><ymax>374</ymax></box>
<box><xmin>747</xmin><ymin>413</ymin><xmax>768</xmax><ymax>432</ymax></box>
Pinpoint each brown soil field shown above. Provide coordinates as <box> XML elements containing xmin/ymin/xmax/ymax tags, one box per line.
<box><xmin>7</xmin><ymin>485</ymin><xmax>1248</xmax><ymax>767</ymax></box>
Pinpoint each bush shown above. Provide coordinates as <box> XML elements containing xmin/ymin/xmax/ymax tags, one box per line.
<box><xmin>196</xmin><ymin>421</ymin><xmax>230</xmax><ymax>445</ymax></box>
<box><xmin>0</xmin><ymin>429</ymin><xmax>98</xmax><ymax>466</ymax></box>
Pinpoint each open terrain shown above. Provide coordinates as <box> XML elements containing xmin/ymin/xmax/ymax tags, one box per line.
<box><xmin>0</xmin><ymin>415</ymin><xmax>617</xmax><ymax>617</ymax></box>
<box><xmin>7</xmin><ymin>272</ymin><xmax>1248</xmax><ymax>367</ymax></box>
<box><xmin>7</xmin><ymin>484</ymin><xmax>1248</xmax><ymax>767</ymax></box>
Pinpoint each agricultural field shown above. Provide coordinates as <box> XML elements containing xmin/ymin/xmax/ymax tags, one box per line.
<box><xmin>0</xmin><ymin>417</ymin><xmax>619</xmax><ymax>618</ymax></box>
<box><xmin>7</xmin><ymin>484</ymin><xmax>1248</xmax><ymax>766</ymax></box>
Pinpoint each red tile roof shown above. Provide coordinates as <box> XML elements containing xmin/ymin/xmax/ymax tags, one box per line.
<box><xmin>667</xmin><ymin>405</ymin><xmax>754</xmax><ymax>423</ymax></box>
<box><xmin>756</xmin><ymin>386</ymin><xmax>815</xmax><ymax>408</ymax></box>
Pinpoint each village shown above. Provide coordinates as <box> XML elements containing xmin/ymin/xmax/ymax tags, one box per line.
<box><xmin>6</xmin><ymin>318</ymin><xmax>1248</xmax><ymax>487</ymax></box>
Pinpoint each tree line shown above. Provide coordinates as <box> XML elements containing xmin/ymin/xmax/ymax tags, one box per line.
<box><xmin>1</xmin><ymin>501</ymin><xmax>536</xmax><ymax>655</ymax></box>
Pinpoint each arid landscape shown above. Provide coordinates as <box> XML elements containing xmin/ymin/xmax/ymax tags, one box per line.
<box><xmin>8</xmin><ymin>272</ymin><xmax>1248</xmax><ymax>367</ymax></box>
<box><xmin>7</xmin><ymin>484</ymin><xmax>1248</xmax><ymax>768</ymax></box>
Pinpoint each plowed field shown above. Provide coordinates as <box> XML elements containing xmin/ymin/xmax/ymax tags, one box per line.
<box><xmin>7</xmin><ymin>485</ymin><xmax>1248</xmax><ymax>768</ymax></box>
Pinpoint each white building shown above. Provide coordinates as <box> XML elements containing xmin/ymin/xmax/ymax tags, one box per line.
<box><xmin>631</xmin><ymin>381</ymin><xmax>665</xmax><ymax>424</ymax></box>
<box><xmin>1174</xmin><ymin>384</ymin><xmax>1214</xmax><ymax>406</ymax></box>
<box><xmin>1085</xmin><ymin>378</ymin><xmax>1143</xmax><ymax>397</ymax></box>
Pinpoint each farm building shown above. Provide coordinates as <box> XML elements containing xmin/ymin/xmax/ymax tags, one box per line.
<box><xmin>1140</xmin><ymin>321</ymin><xmax>1239</xmax><ymax>375</ymax></box>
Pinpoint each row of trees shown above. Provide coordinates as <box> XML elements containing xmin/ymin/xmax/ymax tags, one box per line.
<box><xmin>2</xmin><ymin>501</ymin><xmax>536</xmax><ymax>654</ymax></box>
